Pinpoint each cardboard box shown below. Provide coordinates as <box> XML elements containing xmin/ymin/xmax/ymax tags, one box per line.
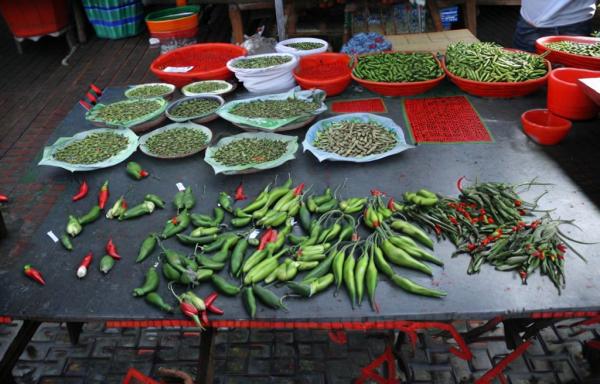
<box><xmin>387</xmin><ymin>29</ymin><xmax>479</xmax><ymax>53</ymax></box>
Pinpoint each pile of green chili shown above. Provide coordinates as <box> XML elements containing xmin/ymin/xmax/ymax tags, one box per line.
<box><xmin>545</xmin><ymin>41</ymin><xmax>600</xmax><ymax>57</ymax></box>
<box><xmin>145</xmin><ymin>127</ymin><xmax>208</xmax><ymax>157</ymax></box>
<box><xmin>285</xmin><ymin>42</ymin><xmax>324</xmax><ymax>50</ymax></box>
<box><xmin>212</xmin><ymin>138</ymin><xmax>288</xmax><ymax>166</ymax></box>
<box><xmin>232</xmin><ymin>55</ymin><xmax>292</xmax><ymax>69</ymax></box>
<box><xmin>445</xmin><ymin>42</ymin><xmax>548</xmax><ymax>82</ymax></box>
<box><xmin>353</xmin><ymin>52</ymin><xmax>443</xmax><ymax>83</ymax></box>
<box><xmin>95</xmin><ymin>100</ymin><xmax>163</xmax><ymax>124</ymax></box>
<box><xmin>127</xmin><ymin>84</ymin><xmax>171</xmax><ymax>98</ymax></box>
<box><xmin>169</xmin><ymin>98</ymin><xmax>221</xmax><ymax>118</ymax></box>
<box><xmin>186</xmin><ymin>81</ymin><xmax>229</xmax><ymax>94</ymax></box>
<box><xmin>229</xmin><ymin>98</ymin><xmax>320</xmax><ymax>119</ymax></box>
<box><xmin>54</xmin><ymin>132</ymin><xmax>129</xmax><ymax>164</ymax></box>
<box><xmin>313</xmin><ymin>120</ymin><xmax>398</xmax><ymax>157</ymax></box>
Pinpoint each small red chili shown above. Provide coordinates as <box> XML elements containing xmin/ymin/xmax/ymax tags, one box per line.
<box><xmin>180</xmin><ymin>301</ymin><xmax>202</xmax><ymax>328</ymax></box>
<box><xmin>557</xmin><ymin>244</ymin><xmax>567</xmax><ymax>253</ymax></box>
<box><xmin>0</xmin><ymin>194</ymin><xmax>8</xmax><ymax>203</ymax></box>
<box><xmin>456</xmin><ymin>176</ymin><xmax>466</xmax><ymax>192</ymax></box>
<box><xmin>448</xmin><ymin>216</ymin><xmax>458</xmax><ymax>225</ymax></box>
<box><xmin>434</xmin><ymin>224</ymin><xmax>441</xmax><ymax>235</ymax></box>
<box><xmin>171</xmin><ymin>217</ymin><xmax>179</xmax><ymax>225</ymax></box>
<box><xmin>105</xmin><ymin>239</ymin><xmax>121</xmax><ymax>260</ymax></box>
<box><xmin>257</xmin><ymin>229</ymin><xmax>272</xmax><ymax>250</ymax></box>
<box><xmin>24</xmin><ymin>264</ymin><xmax>45</xmax><ymax>285</ymax></box>
<box><xmin>204</xmin><ymin>292</ymin><xmax>218</xmax><ymax>308</ymax></box>
<box><xmin>519</xmin><ymin>270</ymin><xmax>528</xmax><ymax>284</ymax></box>
<box><xmin>268</xmin><ymin>229</ymin><xmax>278</xmax><ymax>243</ymax></box>
<box><xmin>467</xmin><ymin>243</ymin><xmax>477</xmax><ymax>252</ymax></box>
<box><xmin>207</xmin><ymin>303</ymin><xmax>224</xmax><ymax>315</ymax></box>
<box><xmin>140</xmin><ymin>170</ymin><xmax>149</xmax><ymax>178</ymax></box>
<box><xmin>77</xmin><ymin>251</ymin><xmax>93</xmax><ymax>279</ymax></box>
<box><xmin>98</xmin><ymin>180</ymin><xmax>109</xmax><ymax>209</ymax></box>
<box><xmin>387</xmin><ymin>198</ymin><xmax>395</xmax><ymax>211</ymax></box>
<box><xmin>293</xmin><ymin>183</ymin><xmax>305</xmax><ymax>196</ymax></box>
<box><xmin>518</xmin><ymin>209</ymin><xmax>526</xmax><ymax>216</ymax></box>
<box><xmin>234</xmin><ymin>183</ymin><xmax>247</xmax><ymax>201</ymax></box>
<box><xmin>72</xmin><ymin>180</ymin><xmax>88</xmax><ymax>202</ymax></box>
<box><xmin>200</xmin><ymin>310</ymin><xmax>209</xmax><ymax>326</ymax></box>
<box><xmin>558</xmin><ymin>254</ymin><xmax>565</xmax><ymax>260</ymax></box>
<box><xmin>370</xmin><ymin>189</ymin><xmax>384</xmax><ymax>196</ymax></box>
<box><xmin>514</xmin><ymin>200</ymin><xmax>522</xmax><ymax>207</ymax></box>
<box><xmin>487</xmin><ymin>217</ymin><xmax>495</xmax><ymax>224</ymax></box>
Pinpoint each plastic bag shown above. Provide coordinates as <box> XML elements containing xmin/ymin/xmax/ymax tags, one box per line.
<box><xmin>275</xmin><ymin>37</ymin><xmax>329</xmax><ymax>57</ymax></box>
<box><xmin>226</xmin><ymin>53</ymin><xmax>298</xmax><ymax>93</ymax></box>
<box><xmin>302</xmin><ymin>113</ymin><xmax>414</xmax><ymax>163</ymax></box>
<box><xmin>216</xmin><ymin>87</ymin><xmax>327</xmax><ymax>131</ymax></box>
<box><xmin>341</xmin><ymin>32</ymin><xmax>392</xmax><ymax>55</ymax></box>
<box><xmin>38</xmin><ymin>128</ymin><xmax>139</xmax><ymax>172</ymax></box>
<box><xmin>204</xmin><ymin>132</ymin><xmax>298</xmax><ymax>175</ymax></box>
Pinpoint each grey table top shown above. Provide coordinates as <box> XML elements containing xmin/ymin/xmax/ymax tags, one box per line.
<box><xmin>0</xmin><ymin>83</ymin><xmax>599</xmax><ymax>323</ymax></box>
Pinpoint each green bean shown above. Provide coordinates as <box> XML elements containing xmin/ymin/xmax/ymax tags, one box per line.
<box><xmin>127</xmin><ymin>84</ymin><xmax>171</xmax><ymax>98</ymax></box>
<box><xmin>545</xmin><ymin>41</ymin><xmax>600</xmax><ymax>57</ymax></box>
<box><xmin>313</xmin><ymin>120</ymin><xmax>397</xmax><ymax>158</ymax></box>
<box><xmin>95</xmin><ymin>99</ymin><xmax>162</xmax><ymax>124</ymax></box>
<box><xmin>169</xmin><ymin>98</ymin><xmax>220</xmax><ymax>118</ymax></box>
<box><xmin>186</xmin><ymin>81</ymin><xmax>229</xmax><ymax>94</ymax></box>
<box><xmin>353</xmin><ymin>52</ymin><xmax>443</xmax><ymax>83</ymax></box>
<box><xmin>229</xmin><ymin>98</ymin><xmax>320</xmax><ymax>119</ymax></box>
<box><xmin>213</xmin><ymin>138</ymin><xmax>288</xmax><ymax>166</ymax></box>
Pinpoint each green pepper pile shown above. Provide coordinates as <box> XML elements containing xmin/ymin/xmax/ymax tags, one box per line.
<box><xmin>285</xmin><ymin>42</ymin><xmax>324</xmax><ymax>50</ymax></box>
<box><xmin>229</xmin><ymin>98</ymin><xmax>321</xmax><ymax>119</ymax></box>
<box><xmin>95</xmin><ymin>99</ymin><xmax>163</xmax><ymax>124</ymax></box>
<box><xmin>445</xmin><ymin>42</ymin><xmax>548</xmax><ymax>82</ymax></box>
<box><xmin>127</xmin><ymin>84</ymin><xmax>171</xmax><ymax>98</ymax></box>
<box><xmin>212</xmin><ymin>138</ymin><xmax>289</xmax><ymax>166</ymax></box>
<box><xmin>168</xmin><ymin>98</ymin><xmax>221</xmax><ymax>119</ymax></box>
<box><xmin>232</xmin><ymin>55</ymin><xmax>292</xmax><ymax>69</ymax></box>
<box><xmin>145</xmin><ymin>127</ymin><xmax>209</xmax><ymax>157</ymax></box>
<box><xmin>313</xmin><ymin>120</ymin><xmax>398</xmax><ymax>157</ymax></box>
<box><xmin>545</xmin><ymin>41</ymin><xmax>600</xmax><ymax>57</ymax></box>
<box><xmin>353</xmin><ymin>52</ymin><xmax>443</xmax><ymax>83</ymax></box>
<box><xmin>185</xmin><ymin>81</ymin><xmax>230</xmax><ymax>94</ymax></box>
<box><xmin>54</xmin><ymin>132</ymin><xmax>129</xmax><ymax>164</ymax></box>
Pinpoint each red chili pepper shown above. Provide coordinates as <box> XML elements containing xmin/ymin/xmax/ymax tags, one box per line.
<box><xmin>105</xmin><ymin>239</ymin><xmax>121</xmax><ymax>260</ymax></box>
<box><xmin>258</xmin><ymin>229</ymin><xmax>273</xmax><ymax>250</ymax></box>
<box><xmin>77</xmin><ymin>251</ymin><xmax>93</xmax><ymax>279</ymax></box>
<box><xmin>293</xmin><ymin>183</ymin><xmax>305</xmax><ymax>196</ymax></box>
<box><xmin>0</xmin><ymin>194</ymin><xmax>8</xmax><ymax>202</ymax></box>
<box><xmin>200</xmin><ymin>310</ymin><xmax>209</xmax><ymax>326</ymax></box>
<box><xmin>434</xmin><ymin>224</ymin><xmax>441</xmax><ymax>235</ymax></box>
<box><xmin>204</xmin><ymin>292</ymin><xmax>218</xmax><ymax>307</ymax></box>
<box><xmin>234</xmin><ymin>183</ymin><xmax>247</xmax><ymax>201</ymax></box>
<box><xmin>518</xmin><ymin>209</ymin><xmax>526</xmax><ymax>216</ymax></box>
<box><xmin>121</xmin><ymin>199</ymin><xmax>128</xmax><ymax>210</ymax></box>
<box><xmin>456</xmin><ymin>176</ymin><xmax>466</xmax><ymax>192</ymax></box>
<box><xmin>140</xmin><ymin>170</ymin><xmax>149</xmax><ymax>178</ymax></box>
<box><xmin>180</xmin><ymin>301</ymin><xmax>202</xmax><ymax>328</ymax></box>
<box><xmin>268</xmin><ymin>229</ymin><xmax>278</xmax><ymax>243</ymax></box>
<box><xmin>387</xmin><ymin>198</ymin><xmax>395</xmax><ymax>211</ymax></box>
<box><xmin>207</xmin><ymin>303</ymin><xmax>224</xmax><ymax>315</ymax></box>
<box><xmin>351</xmin><ymin>233</ymin><xmax>359</xmax><ymax>241</ymax></box>
<box><xmin>487</xmin><ymin>217</ymin><xmax>494</xmax><ymax>224</ymax></box>
<box><xmin>171</xmin><ymin>217</ymin><xmax>179</xmax><ymax>225</ymax></box>
<box><xmin>514</xmin><ymin>199</ymin><xmax>522</xmax><ymax>207</ymax></box>
<box><xmin>479</xmin><ymin>209</ymin><xmax>486</xmax><ymax>215</ymax></box>
<box><xmin>467</xmin><ymin>243</ymin><xmax>477</xmax><ymax>252</ymax></box>
<box><xmin>530</xmin><ymin>220</ymin><xmax>540</xmax><ymax>229</ymax></box>
<box><xmin>558</xmin><ymin>254</ymin><xmax>565</xmax><ymax>260</ymax></box>
<box><xmin>98</xmin><ymin>180</ymin><xmax>109</xmax><ymax>209</ymax></box>
<box><xmin>448</xmin><ymin>216</ymin><xmax>458</xmax><ymax>225</ymax></box>
<box><xmin>481</xmin><ymin>237</ymin><xmax>491</xmax><ymax>246</ymax></box>
<box><xmin>556</xmin><ymin>243</ymin><xmax>566</xmax><ymax>252</ymax></box>
<box><xmin>519</xmin><ymin>270</ymin><xmax>528</xmax><ymax>284</ymax></box>
<box><xmin>72</xmin><ymin>180</ymin><xmax>88</xmax><ymax>202</ymax></box>
<box><xmin>24</xmin><ymin>264</ymin><xmax>45</xmax><ymax>285</ymax></box>
<box><xmin>370</xmin><ymin>189</ymin><xmax>384</xmax><ymax>196</ymax></box>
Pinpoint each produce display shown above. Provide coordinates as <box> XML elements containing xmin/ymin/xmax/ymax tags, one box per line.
<box><xmin>145</xmin><ymin>127</ymin><xmax>209</xmax><ymax>157</ymax></box>
<box><xmin>312</xmin><ymin>120</ymin><xmax>398</xmax><ymax>157</ymax></box>
<box><xmin>212</xmin><ymin>138</ymin><xmax>288</xmax><ymax>166</ymax></box>
<box><xmin>184</xmin><ymin>81</ymin><xmax>230</xmax><ymax>94</ymax></box>
<box><xmin>53</xmin><ymin>132</ymin><xmax>129</xmax><ymax>164</ymax></box>
<box><xmin>229</xmin><ymin>98</ymin><xmax>321</xmax><ymax>119</ymax></box>
<box><xmin>285</xmin><ymin>42</ymin><xmax>325</xmax><ymax>50</ymax></box>
<box><xmin>125</xmin><ymin>84</ymin><xmax>172</xmax><ymax>99</ymax></box>
<box><xmin>445</xmin><ymin>42</ymin><xmax>548</xmax><ymax>82</ymax></box>
<box><xmin>93</xmin><ymin>99</ymin><xmax>164</xmax><ymax>125</ymax></box>
<box><xmin>168</xmin><ymin>98</ymin><xmax>221</xmax><ymax>119</ymax></box>
<box><xmin>544</xmin><ymin>41</ymin><xmax>600</xmax><ymax>57</ymax></box>
<box><xmin>353</xmin><ymin>52</ymin><xmax>443</xmax><ymax>83</ymax></box>
<box><xmin>231</xmin><ymin>55</ymin><xmax>292</xmax><ymax>69</ymax></box>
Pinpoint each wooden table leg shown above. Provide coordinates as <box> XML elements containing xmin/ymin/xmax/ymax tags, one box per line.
<box><xmin>71</xmin><ymin>0</ymin><xmax>88</xmax><ymax>44</ymax></box>
<box><xmin>0</xmin><ymin>320</ymin><xmax>41</xmax><ymax>383</ymax></box>
<box><xmin>428</xmin><ymin>1</ymin><xmax>443</xmax><ymax>32</ymax></box>
<box><xmin>196</xmin><ymin>327</ymin><xmax>215</xmax><ymax>384</ymax></box>
<box><xmin>465</xmin><ymin>0</ymin><xmax>477</xmax><ymax>36</ymax></box>
<box><xmin>229</xmin><ymin>4</ymin><xmax>244</xmax><ymax>45</ymax></box>
<box><xmin>66</xmin><ymin>322</ymin><xmax>84</xmax><ymax>345</ymax></box>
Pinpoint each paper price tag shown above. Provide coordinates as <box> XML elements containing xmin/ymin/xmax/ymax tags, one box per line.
<box><xmin>176</xmin><ymin>182</ymin><xmax>185</xmax><ymax>191</ymax></box>
<box><xmin>47</xmin><ymin>231</ymin><xmax>59</xmax><ymax>243</ymax></box>
<box><xmin>249</xmin><ymin>229</ymin><xmax>260</xmax><ymax>239</ymax></box>
<box><xmin>163</xmin><ymin>66</ymin><xmax>193</xmax><ymax>73</ymax></box>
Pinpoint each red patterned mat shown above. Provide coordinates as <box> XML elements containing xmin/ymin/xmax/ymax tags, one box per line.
<box><xmin>403</xmin><ymin>96</ymin><xmax>493</xmax><ymax>144</ymax></box>
<box><xmin>330</xmin><ymin>98</ymin><xmax>387</xmax><ymax>113</ymax></box>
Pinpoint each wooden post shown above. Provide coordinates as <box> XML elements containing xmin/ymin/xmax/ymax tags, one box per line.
<box><xmin>465</xmin><ymin>0</ymin><xmax>477</xmax><ymax>36</ymax></box>
<box><xmin>229</xmin><ymin>4</ymin><xmax>244</xmax><ymax>45</ymax></box>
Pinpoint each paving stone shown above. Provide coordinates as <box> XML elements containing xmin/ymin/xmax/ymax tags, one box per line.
<box><xmin>274</xmin><ymin>331</ymin><xmax>294</xmax><ymax>343</ymax></box>
<box><xmin>214</xmin><ymin>340</ymin><xmax>228</xmax><ymax>358</ymax></box>
<box><xmin>91</xmin><ymin>338</ymin><xmax>118</xmax><ymax>359</ymax></box>
<box><xmin>297</xmin><ymin>343</ymin><xmax>312</xmax><ymax>356</ymax></box>
<box><xmin>274</xmin><ymin>343</ymin><xmax>295</xmax><ymax>357</ymax></box>
<box><xmin>19</xmin><ymin>344</ymin><xmax>51</xmax><ymax>361</ymax></box>
<box><xmin>296</xmin><ymin>373</ymin><xmax>326</xmax><ymax>384</ymax></box>
<box><xmin>298</xmin><ymin>358</ymin><xmax>326</xmax><ymax>372</ymax></box>
<box><xmin>249</xmin><ymin>343</ymin><xmax>271</xmax><ymax>358</ymax></box>
<box><xmin>63</xmin><ymin>358</ymin><xmax>88</xmax><ymax>376</ymax></box>
<box><xmin>247</xmin><ymin>358</ymin><xmax>271</xmax><ymax>375</ymax></box>
<box><xmin>470</xmin><ymin>349</ymin><xmax>493</xmax><ymax>371</ymax></box>
<box><xmin>178</xmin><ymin>343</ymin><xmax>200</xmax><ymax>361</ymax></box>
<box><xmin>138</xmin><ymin>329</ymin><xmax>160</xmax><ymax>348</ymax></box>
<box><xmin>228</xmin><ymin>345</ymin><xmax>250</xmax><ymax>359</ymax></box>
<box><xmin>225</xmin><ymin>358</ymin><xmax>247</xmax><ymax>374</ymax></box>
<box><xmin>271</xmin><ymin>357</ymin><xmax>296</xmax><ymax>375</ymax></box>
<box><xmin>156</xmin><ymin>347</ymin><xmax>178</xmax><ymax>362</ymax></box>
<box><xmin>229</xmin><ymin>329</ymin><xmax>249</xmax><ymax>343</ymax></box>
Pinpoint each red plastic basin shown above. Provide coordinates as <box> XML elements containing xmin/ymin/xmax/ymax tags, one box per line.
<box><xmin>441</xmin><ymin>49</ymin><xmax>551</xmax><ymax>98</ymax></box>
<box><xmin>547</xmin><ymin>67</ymin><xmax>600</xmax><ymax>120</ymax></box>
<box><xmin>150</xmin><ymin>43</ymin><xmax>247</xmax><ymax>88</ymax></box>
<box><xmin>293</xmin><ymin>53</ymin><xmax>352</xmax><ymax>96</ymax></box>
<box><xmin>351</xmin><ymin>52</ymin><xmax>446</xmax><ymax>97</ymax></box>
<box><xmin>0</xmin><ymin>0</ymin><xmax>70</xmax><ymax>38</ymax></box>
<box><xmin>521</xmin><ymin>109</ymin><xmax>572</xmax><ymax>145</ymax></box>
<box><xmin>536</xmin><ymin>36</ymin><xmax>600</xmax><ymax>71</ymax></box>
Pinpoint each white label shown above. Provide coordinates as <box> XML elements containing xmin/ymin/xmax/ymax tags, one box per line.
<box><xmin>249</xmin><ymin>229</ymin><xmax>260</xmax><ymax>239</ymax></box>
<box><xmin>47</xmin><ymin>231</ymin><xmax>59</xmax><ymax>243</ymax></box>
<box><xmin>290</xmin><ymin>218</ymin><xmax>297</xmax><ymax>226</ymax></box>
<box><xmin>176</xmin><ymin>182</ymin><xmax>185</xmax><ymax>191</ymax></box>
<box><xmin>163</xmin><ymin>66</ymin><xmax>193</xmax><ymax>73</ymax></box>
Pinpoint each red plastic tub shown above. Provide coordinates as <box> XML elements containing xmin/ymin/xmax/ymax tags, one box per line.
<box><xmin>150</xmin><ymin>43</ymin><xmax>247</xmax><ymax>88</ymax></box>
<box><xmin>351</xmin><ymin>52</ymin><xmax>445</xmax><ymax>97</ymax></box>
<box><xmin>521</xmin><ymin>109</ymin><xmax>572</xmax><ymax>145</ymax></box>
<box><xmin>547</xmin><ymin>67</ymin><xmax>600</xmax><ymax>120</ymax></box>
<box><xmin>441</xmin><ymin>50</ymin><xmax>551</xmax><ymax>98</ymax></box>
<box><xmin>293</xmin><ymin>53</ymin><xmax>352</xmax><ymax>96</ymax></box>
<box><xmin>535</xmin><ymin>36</ymin><xmax>600</xmax><ymax>71</ymax></box>
<box><xmin>0</xmin><ymin>0</ymin><xmax>69</xmax><ymax>38</ymax></box>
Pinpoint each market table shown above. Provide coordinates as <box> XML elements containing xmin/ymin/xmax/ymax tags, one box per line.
<box><xmin>1</xmin><ymin>83</ymin><xmax>599</xmax><ymax>382</ymax></box>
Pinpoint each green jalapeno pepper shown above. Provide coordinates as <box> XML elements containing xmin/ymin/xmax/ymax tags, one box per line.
<box><xmin>133</xmin><ymin>267</ymin><xmax>159</xmax><ymax>296</ymax></box>
<box><xmin>137</xmin><ymin>234</ymin><xmax>158</xmax><ymax>263</ymax></box>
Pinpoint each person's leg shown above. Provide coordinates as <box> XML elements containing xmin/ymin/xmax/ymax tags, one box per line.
<box><xmin>557</xmin><ymin>18</ymin><xmax>593</xmax><ymax>36</ymax></box>
<box><xmin>513</xmin><ymin>16</ymin><xmax>547</xmax><ymax>52</ymax></box>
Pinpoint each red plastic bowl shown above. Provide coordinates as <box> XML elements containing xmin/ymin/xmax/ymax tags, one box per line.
<box><xmin>521</xmin><ymin>109</ymin><xmax>572</xmax><ymax>145</ymax></box>
<box><xmin>351</xmin><ymin>52</ymin><xmax>446</xmax><ymax>97</ymax></box>
<box><xmin>535</xmin><ymin>36</ymin><xmax>600</xmax><ymax>71</ymax></box>
<box><xmin>150</xmin><ymin>43</ymin><xmax>247</xmax><ymax>88</ymax></box>
<box><xmin>293</xmin><ymin>53</ymin><xmax>352</xmax><ymax>96</ymax></box>
<box><xmin>441</xmin><ymin>49</ymin><xmax>551</xmax><ymax>98</ymax></box>
<box><xmin>547</xmin><ymin>67</ymin><xmax>600</xmax><ymax>120</ymax></box>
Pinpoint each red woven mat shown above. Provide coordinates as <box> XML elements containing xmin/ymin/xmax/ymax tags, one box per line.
<box><xmin>403</xmin><ymin>96</ymin><xmax>493</xmax><ymax>143</ymax></box>
<box><xmin>331</xmin><ymin>98</ymin><xmax>387</xmax><ymax>114</ymax></box>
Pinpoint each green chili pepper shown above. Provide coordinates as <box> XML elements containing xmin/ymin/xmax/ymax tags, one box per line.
<box><xmin>306</xmin><ymin>196</ymin><xmax>318</xmax><ymax>213</ymax></box>
<box><xmin>195</xmin><ymin>254</ymin><xmax>225</xmax><ymax>270</ymax></box>
<box><xmin>145</xmin><ymin>292</ymin><xmax>173</xmax><ymax>313</ymax></box>
<box><xmin>174</xmin><ymin>190</ymin><xmax>185</xmax><ymax>210</ymax></box>
<box><xmin>213</xmin><ymin>207</ymin><xmax>225</xmax><ymax>225</ymax></box>
<box><xmin>390</xmin><ymin>220</ymin><xmax>433</xmax><ymax>249</ymax></box>
<box><xmin>243</xmin><ymin>287</ymin><xmax>257</xmax><ymax>318</ymax></box>
<box><xmin>388</xmin><ymin>236</ymin><xmax>443</xmax><ymax>266</ymax></box>
<box><xmin>381</xmin><ymin>239</ymin><xmax>432</xmax><ymax>276</ymax></box>
<box><xmin>366</xmin><ymin>249</ymin><xmax>379</xmax><ymax>311</ymax></box>
<box><xmin>126</xmin><ymin>161</ymin><xmax>147</xmax><ymax>180</ymax></box>
<box><xmin>302</xmin><ymin>252</ymin><xmax>335</xmax><ymax>283</ymax></box>
<box><xmin>297</xmin><ymin>260</ymin><xmax>319</xmax><ymax>270</ymax></box>
<box><xmin>183</xmin><ymin>187</ymin><xmax>195</xmax><ymax>210</ymax></box>
<box><xmin>343</xmin><ymin>252</ymin><xmax>356</xmax><ymax>308</ymax></box>
<box><xmin>299</xmin><ymin>204</ymin><xmax>312</xmax><ymax>232</ymax></box>
<box><xmin>311</xmin><ymin>273</ymin><xmax>334</xmax><ymax>295</ymax></box>
<box><xmin>133</xmin><ymin>267</ymin><xmax>159</xmax><ymax>296</ymax></box>
<box><xmin>161</xmin><ymin>210</ymin><xmax>190</xmax><ymax>239</ymax></box>
<box><xmin>120</xmin><ymin>201</ymin><xmax>156</xmax><ymax>220</ymax></box>
<box><xmin>163</xmin><ymin>248</ymin><xmax>188</xmax><ymax>273</ymax></box>
<box><xmin>288</xmin><ymin>233</ymin><xmax>307</xmax><ymax>245</ymax></box>
<box><xmin>144</xmin><ymin>194</ymin><xmax>165</xmax><ymax>209</ymax></box>
<box><xmin>248</xmin><ymin>237</ymin><xmax>260</xmax><ymax>247</ymax></box>
<box><xmin>106</xmin><ymin>196</ymin><xmax>127</xmax><ymax>219</ymax></box>
<box><xmin>190</xmin><ymin>213</ymin><xmax>215</xmax><ymax>227</ymax></box>
<box><xmin>66</xmin><ymin>215</ymin><xmax>82</xmax><ymax>237</ymax></box>
<box><xmin>176</xmin><ymin>233</ymin><xmax>218</xmax><ymax>246</ymax></box>
<box><xmin>60</xmin><ymin>234</ymin><xmax>73</xmax><ymax>251</ymax></box>
<box><xmin>234</xmin><ymin>208</ymin><xmax>252</xmax><ymax>218</ymax></box>
<box><xmin>162</xmin><ymin>263</ymin><xmax>181</xmax><ymax>281</ymax></box>
<box><xmin>315</xmin><ymin>199</ymin><xmax>338</xmax><ymax>213</ymax></box>
<box><xmin>390</xmin><ymin>274</ymin><xmax>447</xmax><ymax>298</ymax></box>
<box><xmin>218</xmin><ymin>192</ymin><xmax>233</xmax><ymax>213</ymax></box>
<box><xmin>230</xmin><ymin>237</ymin><xmax>248</xmax><ymax>277</ymax></box>
<box><xmin>252</xmin><ymin>284</ymin><xmax>285</xmax><ymax>310</ymax></box>
<box><xmin>190</xmin><ymin>226</ymin><xmax>221</xmax><ymax>237</ymax></box>
<box><xmin>252</xmin><ymin>179</ymin><xmax>292</xmax><ymax>219</ymax></box>
<box><xmin>137</xmin><ymin>234</ymin><xmax>157</xmax><ymax>263</ymax></box>
<box><xmin>242</xmin><ymin>185</ymin><xmax>270</xmax><ymax>213</ymax></box>
<box><xmin>273</xmin><ymin>190</ymin><xmax>295</xmax><ymax>211</ymax></box>
<box><xmin>99</xmin><ymin>255</ymin><xmax>115</xmax><ymax>274</ymax></box>
<box><xmin>231</xmin><ymin>217</ymin><xmax>252</xmax><ymax>227</ymax></box>
<box><xmin>211</xmin><ymin>274</ymin><xmax>241</xmax><ymax>296</ymax></box>
<box><xmin>195</xmin><ymin>269</ymin><xmax>214</xmax><ymax>282</ymax></box>
<box><xmin>355</xmin><ymin>252</ymin><xmax>368</xmax><ymax>306</ymax></box>
<box><xmin>373</xmin><ymin>246</ymin><xmax>394</xmax><ymax>278</ymax></box>
<box><xmin>287</xmin><ymin>281</ymin><xmax>313</xmax><ymax>297</ymax></box>
<box><xmin>332</xmin><ymin>249</ymin><xmax>345</xmax><ymax>293</ymax></box>
<box><xmin>313</xmin><ymin>188</ymin><xmax>332</xmax><ymax>205</ymax></box>
<box><xmin>242</xmin><ymin>249</ymin><xmax>268</xmax><ymax>273</ymax></box>
<box><xmin>212</xmin><ymin>235</ymin><xmax>239</xmax><ymax>263</ymax></box>
<box><xmin>78</xmin><ymin>205</ymin><xmax>101</xmax><ymax>225</ymax></box>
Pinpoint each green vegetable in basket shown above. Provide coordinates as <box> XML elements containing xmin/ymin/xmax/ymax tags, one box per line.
<box><xmin>232</xmin><ymin>55</ymin><xmax>292</xmax><ymax>69</ymax></box>
<box><xmin>545</xmin><ymin>41</ymin><xmax>600</xmax><ymax>57</ymax></box>
<box><xmin>313</xmin><ymin>120</ymin><xmax>397</xmax><ymax>158</ymax></box>
<box><xmin>445</xmin><ymin>42</ymin><xmax>548</xmax><ymax>82</ymax></box>
<box><xmin>95</xmin><ymin>100</ymin><xmax>163</xmax><ymax>124</ymax></box>
<box><xmin>169</xmin><ymin>98</ymin><xmax>221</xmax><ymax>118</ymax></box>
<box><xmin>145</xmin><ymin>127</ymin><xmax>208</xmax><ymax>157</ymax></box>
<box><xmin>285</xmin><ymin>42</ymin><xmax>324</xmax><ymax>50</ymax></box>
<box><xmin>127</xmin><ymin>84</ymin><xmax>171</xmax><ymax>98</ymax></box>
<box><xmin>53</xmin><ymin>132</ymin><xmax>129</xmax><ymax>164</ymax></box>
<box><xmin>212</xmin><ymin>138</ymin><xmax>288</xmax><ymax>166</ymax></box>
<box><xmin>353</xmin><ymin>52</ymin><xmax>443</xmax><ymax>83</ymax></box>
<box><xmin>186</xmin><ymin>81</ymin><xmax>229</xmax><ymax>94</ymax></box>
<box><xmin>229</xmin><ymin>98</ymin><xmax>320</xmax><ymax>119</ymax></box>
